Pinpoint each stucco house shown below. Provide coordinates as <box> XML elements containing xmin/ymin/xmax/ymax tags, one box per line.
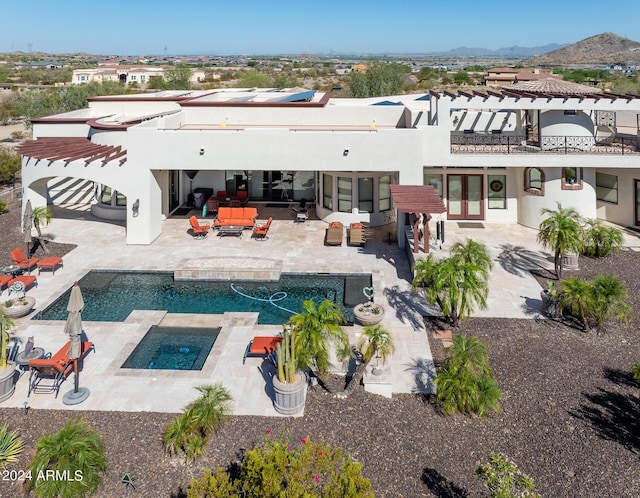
<box><xmin>17</xmin><ymin>81</ymin><xmax>640</xmax><ymax>246</ymax></box>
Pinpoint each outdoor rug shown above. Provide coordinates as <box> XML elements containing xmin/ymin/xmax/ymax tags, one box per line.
<box><xmin>173</xmin><ymin>207</ymin><xmax>192</xmax><ymax>216</ymax></box>
<box><xmin>457</xmin><ymin>222</ymin><xmax>485</xmax><ymax>229</ymax></box>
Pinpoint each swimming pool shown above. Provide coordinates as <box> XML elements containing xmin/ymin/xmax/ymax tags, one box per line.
<box><xmin>36</xmin><ymin>271</ymin><xmax>372</xmax><ymax>324</ymax></box>
<box><xmin>121</xmin><ymin>326</ymin><xmax>219</xmax><ymax>370</ymax></box>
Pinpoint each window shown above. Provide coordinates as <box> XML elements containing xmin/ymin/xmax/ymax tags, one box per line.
<box><xmin>337</xmin><ymin>177</ymin><xmax>352</xmax><ymax>212</ymax></box>
<box><xmin>524</xmin><ymin>167</ymin><xmax>545</xmax><ymax>196</ymax></box>
<box><xmin>323</xmin><ymin>174</ymin><xmax>333</xmax><ymax>209</ymax></box>
<box><xmin>488</xmin><ymin>175</ymin><xmax>506</xmax><ymax>209</ymax></box>
<box><xmin>424</xmin><ymin>173</ymin><xmax>443</xmax><ymax>198</ymax></box>
<box><xmin>130</xmin><ymin>75</ymin><xmax>137</xmax><ymax>81</ymax></box>
<box><xmin>358</xmin><ymin>177</ymin><xmax>373</xmax><ymax>212</ymax></box>
<box><xmin>596</xmin><ymin>172</ymin><xmax>618</xmax><ymax>204</ymax></box>
<box><xmin>80</xmin><ymin>75</ymin><xmax>86</xmax><ymax>81</ymax></box>
<box><xmin>140</xmin><ymin>75</ymin><xmax>146</xmax><ymax>82</ymax></box>
<box><xmin>562</xmin><ymin>167</ymin><xmax>583</xmax><ymax>190</ymax></box>
<box><xmin>379</xmin><ymin>175</ymin><xmax>391</xmax><ymax>211</ymax></box>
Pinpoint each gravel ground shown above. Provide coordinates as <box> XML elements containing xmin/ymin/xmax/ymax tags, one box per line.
<box><xmin>2</xmin><ymin>195</ymin><xmax>640</xmax><ymax>497</ymax></box>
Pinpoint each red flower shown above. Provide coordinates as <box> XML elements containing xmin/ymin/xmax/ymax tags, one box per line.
<box><xmin>312</xmin><ymin>474</ymin><xmax>322</xmax><ymax>484</ymax></box>
<box><xmin>265</xmin><ymin>430</ymin><xmax>273</xmax><ymax>435</ymax></box>
<box><xmin>299</xmin><ymin>437</ymin><xmax>308</xmax><ymax>444</ymax></box>
<box><xmin>317</xmin><ymin>451</ymin><xmax>323</xmax><ymax>457</ymax></box>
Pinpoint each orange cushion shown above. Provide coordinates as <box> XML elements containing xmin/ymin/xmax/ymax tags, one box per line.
<box><xmin>249</xmin><ymin>336</ymin><xmax>282</xmax><ymax>355</ymax></box>
<box><xmin>330</xmin><ymin>222</ymin><xmax>342</xmax><ymax>228</ymax></box>
<box><xmin>351</xmin><ymin>223</ymin><xmax>364</xmax><ymax>229</ymax></box>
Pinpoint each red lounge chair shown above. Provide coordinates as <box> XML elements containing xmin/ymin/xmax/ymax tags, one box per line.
<box><xmin>10</xmin><ymin>248</ymin><xmax>39</xmax><ymax>272</ymax></box>
<box><xmin>243</xmin><ymin>336</ymin><xmax>282</xmax><ymax>364</ymax></box>
<box><xmin>37</xmin><ymin>256</ymin><xmax>63</xmax><ymax>275</ymax></box>
<box><xmin>189</xmin><ymin>216</ymin><xmax>211</xmax><ymax>239</ymax></box>
<box><xmin>28</xmin><ymin>341</ymin><xmax>94</xmax><ymax>398</ymax></box>
<box><xmin>0</xmin><ymin>275</ymin><xmax>11</xmax><ymax>294</ymax></box>
<box><xmin>8</xmin><ymin>275</ymin><xmax>37</xmax><ymax>293</ymax></box>
<box><xmin>253</xmin><ymin>217</ymin><xmax>273</xmax><ymax>240</ymax></box>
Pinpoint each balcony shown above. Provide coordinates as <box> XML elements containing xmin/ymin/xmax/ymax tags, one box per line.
<box><xmin>450</xmin><ymin>133</ymin><xmax>640</xmax><ymax>155</ymax></box>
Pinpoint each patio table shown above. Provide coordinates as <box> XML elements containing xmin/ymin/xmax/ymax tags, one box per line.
<box><xmin>217</xmin><ymin>226</ymin><xmax>244</xmax><ymax>237</ymax></box>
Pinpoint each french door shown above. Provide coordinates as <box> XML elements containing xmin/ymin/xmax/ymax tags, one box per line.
<box><xmin>447</xmin><ymin>174</ymin><xmax>484</xmax><ymax>220</ymax></box>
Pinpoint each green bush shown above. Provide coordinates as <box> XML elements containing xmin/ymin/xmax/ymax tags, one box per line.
<box><xmin>27</xmin><ymin>419</ymin><xmax>106</xmax><ymax>498</ymax></box>
<box><xmin>0</xmin><ymin>200</ymin><xmax>6</xmax><ymax>214</ymax></box>
<box><xmin>187</xmin><ymin>433</ymin><xmax>374</xmax><ymax>498</ymax></box>
<box><xmin>476</xmin><ymin>453</ymin><xmax>540</xmax><ymax>498</ymax></box>
<box><xmin>559</xmin><ymin>275</ymin><xmax>632</xmax><ymax>332</ymax></box>
<box><xmin>163</xmin><ymin>383</ymin><xmax>233</xmax><ymax>463</ymax></box>
<box><xmin>0</xmin><ymin>423</ymin><xmax>24</xmax><ymax>469</ymax></box>
<box><xmin>632</xmin><ymin>363</ymin><xmax>640</xmax><ymax>385</ymax></box>
<box><xmin>434</xmin><ymin>335</ymin><xmax>501</xmax><ymax>417</ymax></box>
<box><xmin>582</xmin><ymin>219</ymin><xmax>624</xmax><ymax>257</ymax></box>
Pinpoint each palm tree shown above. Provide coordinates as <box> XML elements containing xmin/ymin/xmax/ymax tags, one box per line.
<box><xmin>537</xmin><ymin>202</ymin><xmax>583</xmax><ymax>278</ymax></box>
<box><xmin>434</xmin><ymin>335</ymin><xmax>501</xmax><ymax>417</ymax></box>
<box><xmin>184</xmin><ymin>383</ymin><xmax>233</xmax><ymax>437</ymax></box>
<box><xmin>582</xmin><ymin>219</ymin><xmax>624</xmax><ymax>257</ymax></box>
<box><xmin>163</xmin><ymin>413</ymin><xmax>195</xmax><ymax>458</ymax></box>
<box><xmin>31</xmin><ymin>206</ymin><xmax>53</xmax><ymax>255</ymax></box>
<box><xmin>412</xmin><ymin>239</ymin><xmax>492</xmax><ymax>327</ymax></box>
<box><xmin>288</xmin><ymin>299</ymin><xmax>349</xmax><ymax>379</ymax></box>
<box><xmin>357</xmin><ymin>324</ymin><xmax>395</xmax><ymax>365</ymax></box>
<box><xmin>559</xmin><ymin>277</ymin><xmax>595</xmax><ymax>332</ymax></box>
<box><xmin>591</xmin><ymin>275</ymin><xmax>632</xmax><ymax>328</ymax></box>
<box><xmin>27</xmin><ymin>418</ymin><xmax>106</xmax><ymax>498</ymax></box>
<box><xmin>0</xmin><ymin>423</ymin><xmax>24</xmax><ymax>469</ymax></box>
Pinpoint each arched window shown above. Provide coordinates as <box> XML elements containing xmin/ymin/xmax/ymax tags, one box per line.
<box><xmin>562</xmin><ymin>167</ymin><xmax>583</xmax><ymax>190</ymax></box>
<box><xmin>524</xmin><ymin>167</ymin><xmax>545</xmax><ymax>196</ymax></box>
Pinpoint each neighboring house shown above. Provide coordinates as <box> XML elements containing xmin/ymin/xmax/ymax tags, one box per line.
<box><xmin>485</xmin><ymin>67</ymin><xmax>560</xmax><ymax>87</ymax></box>
<box><xmin>72</xmin><ymin>66</ymin><xmax>208</xmax><ymax>86</ymax></box>
<box><xmin>18</xmin><ymin>83</ymin><xmax>640</xmax><ymax>246</ymax></box>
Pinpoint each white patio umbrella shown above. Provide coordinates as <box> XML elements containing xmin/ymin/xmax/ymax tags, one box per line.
<box><xmin>62</xmin><ymin>282</ymin><xmax>90</xmax><ymax>405</ymax></box>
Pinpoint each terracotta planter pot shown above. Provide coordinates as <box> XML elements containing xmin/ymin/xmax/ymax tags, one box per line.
<box><xmin>1</xmin><ymin>296</ymin><xmax>36</xmax><ymax>319</ymax></box>
<box><xmin>272</xmin><ymin>373</ymin><xmax>306</xmax><ymax>415</ymax></box>
<box><xmin>0</xmin><ymin>365</ymin><xmax>17</xmax><ymax>403</ymax></box>
<box><xmin>354</xmin><ymin>302</ymin><xmax>385</xmax><ymax>325</ymax></box>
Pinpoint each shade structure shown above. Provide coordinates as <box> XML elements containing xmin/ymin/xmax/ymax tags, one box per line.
<box><xmin>62</xmin><ymin>283</ymin><xmax>90</xmax><ymax>405</ymax></box>
<box><xmin>22</xmin><ymin>200</ymin><xmax>33</xmax><ymax>256</ymax></box>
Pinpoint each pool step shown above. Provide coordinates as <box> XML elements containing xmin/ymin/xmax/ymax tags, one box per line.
<box><xmin>174</xmin><ymin>257</ymin><xmax>282</xmax><ymax>281</ymax></box>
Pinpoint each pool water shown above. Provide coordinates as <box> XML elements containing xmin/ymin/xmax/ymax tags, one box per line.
<box><xmin>36</xmin><ymin>271</ymin><xmax>371</xmax><ymax>324</ymax></box>
<box><xmin>121</xmin><ymin>326</ymin><xmax>219</xmax><ymax>370</ymax></box>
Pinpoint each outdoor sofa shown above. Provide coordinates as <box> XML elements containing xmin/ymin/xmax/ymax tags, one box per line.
<box><xmin>214</xmin><ymin>207</ymin><xmax>258</xmax><ymax>228</ymax></box>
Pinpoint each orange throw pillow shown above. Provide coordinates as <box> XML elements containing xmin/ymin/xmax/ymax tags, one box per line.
<box><xmin>352</xmin><ymin>223</ymin><xmax>364</xmax><ymax>229</ymax></box>
<box><xmin>330</xmin><ymin>222</ymin><xmax>342</xmax><ymax>228</ymax></box>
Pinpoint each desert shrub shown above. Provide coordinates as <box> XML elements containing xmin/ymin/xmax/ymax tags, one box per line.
<box><xmin>187</xmin><ymin>433</ymin><xmax>373</xmax><ymax>498</ymax></box>
<box><xmin>434</xmin><ymin>335</ymin><xmax>501</xmax><ymax>417</ymax></box>
<box><xmin>0</xmin><ymin>200</ymin><xmax>6</xmax><ymax>214</ymax></box>
<box><xmin>582</xmin><ymin>219</ymin><xmax>624</xmax><ymax>257</ymax></box>
<box><xmin>0</xmin><ymin>423</ymin><xmax>24</xmax><ymax>469</ymax></box>
<box><xmin>632</xmin><ymin>363</ymin><xmax>640</xmax><ymax>385</ymax></box>
<box><xmin>163</xmin><ymin>383</ymin><xmax>232</xmax><ymax>463</ymax></box>
<box><xmin>476</xmin><ymin>453</ymin><xmax>540</xmax><ymax>498</ymax></box>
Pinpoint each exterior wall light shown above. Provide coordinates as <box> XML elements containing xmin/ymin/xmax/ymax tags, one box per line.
<box><xmin>199</xmin><ymin>148</ymin><xmax>205</xmax><ymax>155</ymax></box>
<box><xmin>132</xmin><ymin>199</ymin><xmax>140</xmax><ymax>217</ymax></box>
<box><xmin>343</xmin><ymin>149</ymin><xmax>349</xmax><ymax>156</ymax></box>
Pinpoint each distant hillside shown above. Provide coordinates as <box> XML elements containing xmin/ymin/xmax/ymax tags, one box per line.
<box><xmin>523</xmin><ymin>32</ymin><xmax>640</xmax><ymax>65</ymax></box>
<box><xmin>432</xmin><ymin>43</ymin><xmax>566</xmax><ymax>58</ymax></box>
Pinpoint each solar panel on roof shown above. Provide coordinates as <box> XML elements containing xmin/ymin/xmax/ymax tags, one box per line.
<box><xmin>372</xmin><ymin>100</ymin><xmax>402</xmax><ymax>106</ymax></box>
<box><xmin>228</xmin><ymin>96</ymin><xmax>256</xmax><ymax>102</ymax></box>
<box><xmin>415</xmin><ymin>94</ymin><xmax>431</xmax><ymax>101</ymax></box>
<box><xmin>278</xmin><ymin>90</ymin><xmax>316</xmax><ymax>103</ymax></box>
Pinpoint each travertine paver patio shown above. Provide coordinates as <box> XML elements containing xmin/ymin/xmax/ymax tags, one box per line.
<box><xmin>9</xmin><ymin>205</ymin><xmax>636</xmax><ymax>415</ymax></box>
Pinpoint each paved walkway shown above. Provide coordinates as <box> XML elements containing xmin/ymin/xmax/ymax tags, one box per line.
<box><xmin>6</xmin><ymin>205</ymin><xmax>639</xmax><ymax>415</ymax></box>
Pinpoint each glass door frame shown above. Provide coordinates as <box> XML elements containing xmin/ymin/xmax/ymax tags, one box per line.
<box><xmin>635</xmin><ymin>179</ymin><xmax>640</xmax><ymax>226</ymax></box>
<box><xmin>446</xmin><ymin>174</ymin><xmax>484</xmax><ymax>220</ymax></box>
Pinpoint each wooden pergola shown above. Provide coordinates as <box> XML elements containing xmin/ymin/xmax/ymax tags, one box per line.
<box><xmin>390</xmin><ymin>185</ymin><xmax>446</xmax><ymax>254</ymax></box>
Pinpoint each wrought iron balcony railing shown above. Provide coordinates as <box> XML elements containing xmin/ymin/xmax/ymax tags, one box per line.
<box><xmin>450</xmin><ymin>133</ymin><xmax>640</xmax><ymax>155</ymax></box>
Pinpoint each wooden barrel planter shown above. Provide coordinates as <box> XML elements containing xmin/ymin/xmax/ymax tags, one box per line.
<box><xmin>272</xmin><ymin>373</ymin><xmax>306</xmax><ymax>415</ymax></box>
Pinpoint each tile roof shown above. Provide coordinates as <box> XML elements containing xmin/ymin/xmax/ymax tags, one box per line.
<box><xmin>505</xmin><ymin>77</ymin><xmax>602</xmax><ymax>95</ymax></box>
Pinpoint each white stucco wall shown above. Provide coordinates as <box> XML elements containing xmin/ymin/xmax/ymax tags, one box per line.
<box><xmin>595</xmin><ymin>168</ymin><xmax>639</xmax><ymax>227</ymax></box>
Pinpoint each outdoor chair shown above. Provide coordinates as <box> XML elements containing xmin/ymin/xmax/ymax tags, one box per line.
<box><xmin>243</xmin><ymin>335</ymin><xmax>282</xmax><ymax>364</ymax></box>
<box><xmin>229</xmin><ymin>199</ymin><xmax>242</xmax><ymax>208</ymax></box>
<box><xmin>0</xmin><ymin>275</ymin><xmax>11</xmax><ymax>295</ymax></box>
<box><xmin>253</xmin><ymin>217</ymin><xmax>273</xmax><ymax>240</ymax></box>
<box><xmin>292</xmin><ymin>198</ymin><xmax>309</xmax><ymax>222</ymax></box>
<box><xmin>349</xmin><ymin>223</ymin><xmax>366</xmax><ymax>246</ymax></box>
<box><xmin>236</xmin><ymin>190</ymin><xmax>249</xmax><ymax>205</ymax></box>
<box><xmin>189</xmin><ymin>216</ymin><xmax>211</xmax><ymax>239</ymax></box>
<box><xmin>206</xmin><ymin>199</ymin><xmax>219</xmax><ymax>217</ymax></box>
<box><xmin>8</xmin><ymin>275</ymin><xmax>37</xmax><ymax>293</ymax></box>
<box><xmin>27</xmin><ymin>341</ymin><xmax>94</xmax><ymax>398</ymax></box>
<box><xmin>37</xmin><ymin>256</ymin><xmax>63</xmax><ymax>275</ymax></box>
<box><xmin>325</xmin><ymin>222</ymin><xmax>343</xmax><ymax>246</ymax></box>
<box><xmin>10</xmin><ymin>248</ymin><xmax>39</xmax><ymax>272</ymax></box>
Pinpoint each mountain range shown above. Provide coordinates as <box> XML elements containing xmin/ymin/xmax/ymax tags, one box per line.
<box><xmin>428</xmin><ymin>43</ymin><xmax>567</xmax><ymax>58</ymax></box>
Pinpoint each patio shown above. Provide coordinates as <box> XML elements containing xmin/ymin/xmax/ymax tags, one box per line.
<box><xmin>7</xmin><ymin>203</ymin><xmax>633</xmax><ymax>415</ymax></box>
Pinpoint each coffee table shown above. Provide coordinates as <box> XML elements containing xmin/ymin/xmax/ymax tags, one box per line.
<box><xmin>15</xmin><ymin>347</ymin><xmax>46</xmax><ymax>372</ymax></box>
<box><xmin>217</xmin><ymin>226</ymin><xmax>244</xmax><ymax>237</ymax></box>
<box><xmin>1</xmin><ymin>265</ymin><xmax>23</xmax><ymax>277</ymax></box>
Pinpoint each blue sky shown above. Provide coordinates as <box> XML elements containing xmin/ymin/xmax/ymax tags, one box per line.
<box><xmin>3</xmin><ymin>0</ymin><xmax>639</xmax><ymax>55</ymax></box>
